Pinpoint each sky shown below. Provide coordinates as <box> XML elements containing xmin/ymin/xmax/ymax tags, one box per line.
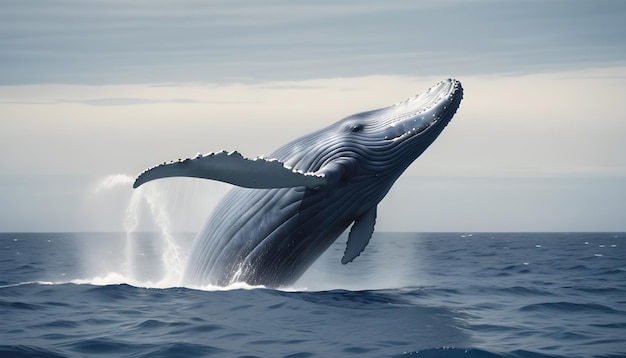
<box><xmin>1</xmin><ymin>0</ymin><xmax>625</xmax><ymax>232</ymax></box>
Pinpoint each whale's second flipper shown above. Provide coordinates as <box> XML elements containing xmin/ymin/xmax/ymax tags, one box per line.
<box><xmin>342</xmin><ymin>206</ymin><xmax>377</xmax><ymax>264</ymax></box>
<box><xmin>133</xmin><ymin>151</ymin><xmax>327</xmax><ymax>189</ymax></box>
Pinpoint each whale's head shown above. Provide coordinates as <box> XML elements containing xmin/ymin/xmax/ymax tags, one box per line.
<box><xmin>280</xmin><ymin>79</ymin><xmax>463</xmax><ymax>185</ymax></box>
<box><xmin>354</xmin><ymin>79</ymin><xmax>462</xmax><ymax>143</ymax></box>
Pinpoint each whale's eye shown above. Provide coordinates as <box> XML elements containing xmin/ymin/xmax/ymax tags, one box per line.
<box><xmin>351</xmin><ymin>125</ymin><xmax>363</xmax><ymax>133</ymax></box>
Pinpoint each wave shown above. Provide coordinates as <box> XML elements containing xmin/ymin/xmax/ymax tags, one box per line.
<box><xmin>0</xmin><ymin>345</ymin><xmax>574</xmax><ymax>358</ymax></box>
<box><xmin>3</xmin><ymin>232</ymin><xmax>625</xmax><ymax>358</ymax></box>
<box><xmin>0</xmin><ymin>345</ymin><xmax>66</xmax><ymax>358</ymax></box>
<box><xmin>519</xmin><ymin>301</ymin><xmax>620</xmax><ymax>314</ymax></box>
<box><xmin>391</xmin><ymin>347</ymin><xmax>566</xmax><ymax>358</ymax></box>
<box><xmin>2</xmin><ymin>281</ymin><xmax>625</xmax><ymax>358</ymax></box>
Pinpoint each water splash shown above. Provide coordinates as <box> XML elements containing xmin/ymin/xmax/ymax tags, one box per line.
<box><xmin>126</xmin><ymin>179</ymin><xmax>184</xmax><ymax>285</ymax></box>
<box><xmin>82</xmin><ymin>174</ymin><xmax>229</xmax><ymax>289</ymax></box>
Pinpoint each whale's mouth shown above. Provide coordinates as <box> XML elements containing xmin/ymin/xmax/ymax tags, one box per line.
<box><xmin>382</xmin><ymin>79</ymin><xmax>463</xmax><ymax>141</ymax></box>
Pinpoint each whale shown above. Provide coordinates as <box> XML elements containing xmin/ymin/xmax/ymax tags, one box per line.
<box><xmin>134</xmin><ymin>79</ymin><xmax>463</xmax><ymax>288</ymax></box>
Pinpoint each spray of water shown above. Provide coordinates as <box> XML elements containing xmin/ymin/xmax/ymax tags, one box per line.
<box><xmin>131</xmin><ymin>182</ymin><xmax>184</xmax><ymax>285</ymax></box>
<box><xmin>81</xmin><ymin>174</ymin><xmax>229</xmax><ymax>289</ymax></box>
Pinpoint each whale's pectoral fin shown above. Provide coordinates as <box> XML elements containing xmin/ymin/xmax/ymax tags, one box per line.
<box><xmin>133</xmin><ymin>151</ymin><xmax>327</xmax><ymax>189</ymax></box>
<box><xmin>342</xmin><ymin>206</ymin><xmax>377</xmax><ymax>264</ymax></box>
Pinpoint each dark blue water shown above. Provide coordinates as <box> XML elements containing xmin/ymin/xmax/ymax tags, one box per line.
<box><xmin>1</xmin><ymin>232</ymin><xmax>625</xmax><ymax>357</ymax></box>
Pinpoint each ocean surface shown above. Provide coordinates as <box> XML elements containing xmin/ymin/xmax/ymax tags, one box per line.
<box><xmin>1</xmin><ymin>232</ymin><xmax>625</xmax><ymax>357</ymax></box>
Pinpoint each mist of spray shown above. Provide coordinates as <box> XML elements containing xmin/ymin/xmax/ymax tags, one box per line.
<box><xmin>81</xmin><ymin>174</ymin><xmax>229</xmax><ymax>288</ymax></box>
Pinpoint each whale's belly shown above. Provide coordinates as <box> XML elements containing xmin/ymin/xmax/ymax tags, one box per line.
<box><xmin>182</xmin><ymin>185</ymin><xmax>359</xmax><ymax>287</ymax></box>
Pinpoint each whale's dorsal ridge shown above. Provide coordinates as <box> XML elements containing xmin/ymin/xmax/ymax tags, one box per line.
<box><xmin>342</xmin><ymin>205</ymin><xmax>377</xmax><ymax>264</ymax></box>
<box><xmin>133</xmin><ymin>150</ymin><xmax>326</xmax><ymax>189</ymax></box>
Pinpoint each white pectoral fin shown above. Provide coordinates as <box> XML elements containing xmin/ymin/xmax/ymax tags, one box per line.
<box><xmin>342</xmin><ymin>206</ymin><xmax>377</xmax><ymax>264</ymax></box>
<box><xmin>133</xmin><ymin>151</ymin><xmax>327</xmax><ymax>189</ymax></box>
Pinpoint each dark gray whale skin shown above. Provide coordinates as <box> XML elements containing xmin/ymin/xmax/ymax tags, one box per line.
<box><xmin>135</xmin><ymin>79</ymin><xmax>463</xmax><ymax>288</ymax></box>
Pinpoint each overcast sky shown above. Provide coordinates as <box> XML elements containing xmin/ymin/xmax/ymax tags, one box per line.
<box><xmin>1</xmin><ymin>0</ymin><xmax>625</xmax><ymax>232</ymax></box>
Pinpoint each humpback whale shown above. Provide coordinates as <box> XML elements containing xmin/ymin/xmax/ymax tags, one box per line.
<box><xmin>134</xmin><ymin>79</ymin><xmax>463</xmax><ymax>288</ymax></box>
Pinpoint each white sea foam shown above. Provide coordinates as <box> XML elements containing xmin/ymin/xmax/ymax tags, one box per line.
<box><xmin>65</xmin><ymin>274</ymin><xmax>265</xmax><ymax>291</ymax></box>
<box><xmin>70</xmin><ymin>272</ymin><xmax>179</xmax><ymax>289</ymax></box>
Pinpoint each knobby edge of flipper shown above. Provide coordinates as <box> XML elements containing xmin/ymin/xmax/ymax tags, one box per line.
<box><xmin>133</xmin><ymin>150</ymin><xmax>326</xmax><ymax>189</ymax></box>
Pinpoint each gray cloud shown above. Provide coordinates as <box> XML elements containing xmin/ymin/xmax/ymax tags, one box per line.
<box><xmin>0</xmin><ymin>0</ymin><xmax>624</xmax><ymax>85</ymax></box>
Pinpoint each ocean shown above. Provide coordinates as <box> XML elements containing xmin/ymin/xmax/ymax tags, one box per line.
<box><xmin>1</xmin><ymin>232</ymin><xmax>625</xmax><ymax>357</ymax></box>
